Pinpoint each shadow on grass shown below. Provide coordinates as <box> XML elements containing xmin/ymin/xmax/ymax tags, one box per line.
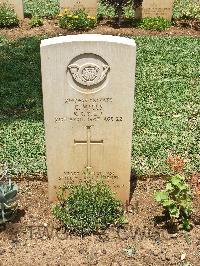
<box><xmin>0</xmin><ymin>36</ymin><xmax>44</xmax><ymax>121</ymax></box>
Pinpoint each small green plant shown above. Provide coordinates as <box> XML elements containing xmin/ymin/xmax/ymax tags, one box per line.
<box><xmin>28</xmin><ymin>16</ymin><xmax>43</xmax><ymax>28</ymax></box>
<box><xmin>52</xmin><ymin>177</ymin><xmax>125</xmax><ymax>235</ymax></box>
<box><xmin>58</xmin><ymin>8</ymin><xmax>96</xmax><ymax>30</ymax></box>
<box><xmin>0</xmin><ymin>166</ymin><xmax>18</xmax><ymax>224</ymax></box>
<box><xmin>0</xmin><ymin>3</ymin><xmax>19</xmax><ymax>28</ymax></box>
<box><xmin>136</xmin><ymin>17</ymin><xmax>172</xmax><ymax>31</ymax></box>
<box><xmin>155</xmin><ymin>174</ymin><xmax>193</xmax><ymax>230</ymax></box>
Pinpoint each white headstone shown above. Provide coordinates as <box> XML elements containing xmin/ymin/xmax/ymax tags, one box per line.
<box><xmin>41</xmin><ymin>35</ymin><xmax>136</xmax><ymax>204</ymax></box>
<box><xmin>60</xmin><ymin>0</ymin><xmax>97</xmax><ymax>17</ymax></box>
<box><xmin>0</xmin><ymin>0</ymin><xmax>24</xmax><ymax>19</ymax></box>
<box><xmin>135</xmin><ymin>0</ymin><xmax>174</xmax><ymax>21</ymax></box>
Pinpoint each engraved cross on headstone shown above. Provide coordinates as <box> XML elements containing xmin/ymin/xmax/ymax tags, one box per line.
<box><xmin>74</xmin><ymin>126</ymin><xmax>103</xmax><ymax>170</ymax></box>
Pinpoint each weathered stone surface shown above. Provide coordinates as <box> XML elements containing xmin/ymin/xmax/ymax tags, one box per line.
<box><xmin>135</xmin><ymin>0</ymin><xmax>174</xmax><ymax>21</ymax></box>
<box><xmin>0</xmin><ymin>0</ymin><xmax>24</xmax><ymax>19</ymax></box>
<box><xmin>60</xmin><ymin>0</ymin><xmax>97</xmax><ymax>17</ymax></box>
<box><xmin>40</xmin><ymin>35</ymin><xmax>136</xmax><ymax>204</ymax></box>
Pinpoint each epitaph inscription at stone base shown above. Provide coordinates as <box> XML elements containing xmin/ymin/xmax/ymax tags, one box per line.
<box><xmin>60</xmin><ymin>0</ymin><xmax>97</xmax><ymax>17</ymax></box>
<box><xmin>0</xmin><ymin>0</ymin><xmax>24</xmax><ymax>19</ymax></box>
<box><xmin>41</xmin><ymin>35</ymin><xmax>136</xmax><ymax>204</ymax></box>
<box><xmin>135</xmin><ymin>0</ymin><xmax>174</xmax><ymax>21</ymax></box>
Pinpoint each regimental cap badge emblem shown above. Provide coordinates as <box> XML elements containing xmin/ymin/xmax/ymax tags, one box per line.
<box><xmin>68</xmin><ymin>63</ymin><xmax>110</xmax><ymax>87</ymax></box>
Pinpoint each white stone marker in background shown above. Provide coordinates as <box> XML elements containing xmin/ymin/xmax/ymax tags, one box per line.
<box><xmin>60</xmin><ymin>0</ymin><xmax>97</xmax><ymax>17</ymax></box>
<box><xmin>0</xmin><ymin>0</ymin><xmax>24</xmax><ymax>19</ymax></box>
<box><xmin>135</xmin><ymin>0</ymin><xmax>174</xmax><ymax>21</ymax></box>
<box><xmin>41</xmin><ymin>35</ymin><xmax>136</xmax><ymax>204</ymax></box>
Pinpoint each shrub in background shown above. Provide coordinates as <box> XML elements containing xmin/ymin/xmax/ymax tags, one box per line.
<box><xmin>136</xmin><ymin>17</ymin><xmax>172</xmax><ymax>31</ymax></box>
<box><xmin>53</xmin><ymin>178</ymin><xmax>125</xmax><ymax>235</ymax></box>
<box><xmin>59</xmin><ymin>9</ymin><xmax>96</xmax><ymax>30</ymax></box>
<box><xmin>97</xmin><ymin>1</ymin><xmax>115</xmax><ymax>19</ymax></box>
<box><xmin>23</xmin><ymin>0</ymin><xmax>59</xmax><ymax>18</ymax></box>
<box><xmin>0</xmin><ymin>3</ymin><xmax>19</xmax><ymax>28</ymax></box>
<box><xmin>100</xmin><ymin>0</ymin><xmax>143</xmax><ymax>23</ymax></box>
<box><xmin>173</xmin><ymin>0</ymin><xmax>200</xmax><ymax>20</ymax></box>
<box><xmin>101</xmin><ymin>0</ymin><xmax>143</xmax><ymax>11</ymax></box>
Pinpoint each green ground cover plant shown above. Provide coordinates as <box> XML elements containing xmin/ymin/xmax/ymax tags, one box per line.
<box><xmin>53</xmin><ymin>177</ymin><xmax>125</xmax><ymax>235</ymax></box>
<box><xmin>133</xmin><ymin>36</ymin><xmax>199</xmax><ymax>175</ymax></box>
<box><xmin>0</xmin><ymin>35</ymin><xmax>8</xmax><ymax>45</ymax></box>
<box><xmin>0</xmin><ymin>3</ymin><xmax>19</xmax><ymax>28</ymax></box>
<box><xmin>173</xmin><ymin>0</ymin><xmax>200</xmax><ymax>20</ymax></box>
<box><xmin>23</xmin><ymin>0</ymin><xmax>59</xmax><ymax>18</ymax></box>
<box><xmin>0</xmin><ymin>36</ymin><xmax>199</xmax><ymax>176</ymax></box>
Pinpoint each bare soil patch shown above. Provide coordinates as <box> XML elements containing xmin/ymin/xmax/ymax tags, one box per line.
<box><xmin>0</xmin><ymin>176</ymin><xmax>199</xmax><ymax>266</ymax></box>
<box><xmin>0</xmin><ymin>19</ymin><xmax>199</xmax><ymax>40</ymax></box>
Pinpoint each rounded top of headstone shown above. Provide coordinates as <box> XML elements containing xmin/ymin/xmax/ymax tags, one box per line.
<box><xmin>40</xmin><ymin>34</ymin><xmax>136</xmax><ymax>48</ymax></box>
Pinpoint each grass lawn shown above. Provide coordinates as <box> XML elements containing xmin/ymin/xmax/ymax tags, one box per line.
<box><xmin>0</xmin><ymin>35</ymin><xmax>199</xmax><ymax>177</ymax></box>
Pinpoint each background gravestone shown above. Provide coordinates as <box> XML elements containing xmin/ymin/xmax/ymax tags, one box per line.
<box><xmin>60</xmin><ymin>0</ymin><xmax>97</xmax><ymax>17</ymax></box>
<box><xmin>135</xmin><ymin>0</ymin><xmax>174</xmax><ymax>21</ymax></box>
<box><xmin>41</xmin><ymin>34</ymin><xmax>136</xmax><ymax>204</ymax></box>
<box><xmin>0</xmin><ymin>0</ymin><xmax>24</xmax><ymax>19</ymax></box>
